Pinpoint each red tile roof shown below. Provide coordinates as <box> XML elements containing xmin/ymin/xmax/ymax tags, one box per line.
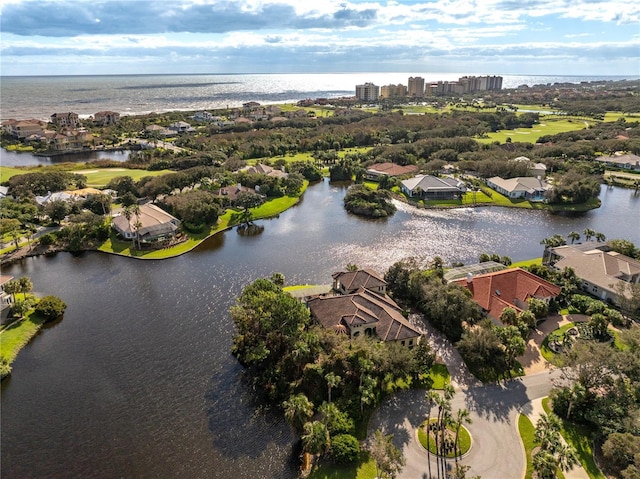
<box><xmin>367</xmin><ymin>162</ymin><xmax>419</xmax><ymax>176</ymax></box>
<box><xmin>455</xmin><ymin>267</ymin><xmax>561</xmax><ymax>320</ymax></box>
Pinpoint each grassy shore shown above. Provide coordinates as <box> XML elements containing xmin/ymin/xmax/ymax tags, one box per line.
<box><xmin>519</xmin><ymin>414</ymin><xmax>538</xmax><ymax>479</ymax></box>
<box><xmin>308</xmin><ymin>452</ymin><xmax>377</xmax><ymax>479</ymax></box>
<box><xmin>0</xmin><ymin>309</ymin><xmax>47</xmax><ymax>375</ymax></box>
<box><xmin>98</xmin><ymin>181</ymin><xmax>308</xmax><ymax>259</ymax></box>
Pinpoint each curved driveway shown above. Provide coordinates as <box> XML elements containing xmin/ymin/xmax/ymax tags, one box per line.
<box><xmin>368</xmin><ymin>321</ymin><xmax>563</xmax><ymax>479</ymax></box>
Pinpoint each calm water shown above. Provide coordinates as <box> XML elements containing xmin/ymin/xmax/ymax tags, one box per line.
<box><xmin>2</xmin><ymin>73</ymin><xmax>637</xmax><ymax>121</ymax></box>
<box><xmin>0</xmin><ymin>149</ymin><xmax>132</xmax><ymax>166</ymax></box>
<box><xmin>1</xmin><ymin>181</ymin><xmax>638</xmax><ymax>478</ymax></box>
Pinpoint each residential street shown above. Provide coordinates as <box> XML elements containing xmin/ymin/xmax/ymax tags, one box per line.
<box><xmin>368</xmin><ymin>320</ymin><xmax>569</xmax><ymax>479</ymax></box>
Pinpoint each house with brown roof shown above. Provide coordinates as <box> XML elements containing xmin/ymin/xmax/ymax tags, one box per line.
<box><xmin>50</xmin><ymin>112</ymin><xmax>79</xmax><ymax>128</ymax></box>
<box><xmin>486</xmin><ymin>176</ymin><xmax>551</xmax><ymax>201</ymax></box>
<box><xmin>241</xmin><ymin>163</ymin><xmax>289</xmax><ymax>179</ymax></box>
<box><xmin>213</xmin><ymin>184</ymin><xmax>261</xmax><ymax>204</ymax></box>
<box><xmin>111</xmin><ymin>203</ymin><xmax>180</xmax><ymax>242</ymax></box>
<box><xmin>365</xmin><ymin>162</ymin><xmax>419</xmax><ymax>180</ymax></box>
<box><xmin>306</xmin><ymin>269</ymin><xmax>422</xmax><ymax>347</ymax></box>
<box><xmin>455</xmin><ymin>267</ymin><xmax>561</xmax><ymax>322</ymax></box>
<box><xmin>332</xmin><ymin>269</ymin><xmax>387</xmax><ymax>295</ymax></box>
<box><xmin>594</xmin><ymin>154</ymin><xmax>640</xmax><ymax>171</ymax></box>
<box><xmin>544</xmin><ymin>242</ymin><xmax>640</xmax><ymax>305</ymax></box>
<box><xmin>94</xmin><ymin>111</ymin><xmax>120</xmax><ymax>126</ymax></box>
<box><xmin>2</xmin><ymin>119</ymin><xmax>46</xmax><ymax>139</ymax></box>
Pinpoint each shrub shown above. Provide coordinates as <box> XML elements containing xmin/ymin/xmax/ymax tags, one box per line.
<box><xmin>38</xmin><ymin>233</ymin><xmax>56</xmax><ymax>246</ymax></box>
<box><xmin>330</xmin><ymin>434</ymin><xmax>360</xmax><ymax>464</ymax></box>
<box><xmin>35</xmin><ymin>295</ymin><xmax>67</xmax><ymax>321</ymax></box>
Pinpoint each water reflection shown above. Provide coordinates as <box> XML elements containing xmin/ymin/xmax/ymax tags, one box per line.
<box><xmin>0</xmin><ymin>181</ymin><xmax>638</xmax><ymax>479</ymax></box>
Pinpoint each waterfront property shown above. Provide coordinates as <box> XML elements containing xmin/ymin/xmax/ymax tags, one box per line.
<box><xmin>594</xmin><ymin>153</ymin><xmax>640</xmax><ymax>171</ymax></box>
<box><xmin>543</xmin><ymin>242</ymin><xmax>640</xmax><ymax>304</ymax></box>
<box><xmin>213</xmin><ymin>184</ymin><xmax>261</xmax><ymax>204</ymax></box>
<box><xmin>94</xmin><ymin>111</ymin><xmax>120</xmax><ymax>126</ymax></box>
<box><xmin>486</xmin><ymin>176</ymin><xmax>551</xmax><ymax>201</ymax></box>
<box><xmin>111</xmin><ymin>203</ymin><xmax>180</xmax><ymax>243</ymax></box>
<box><xmin>455</xmin><ymin>267</ymin><xmax>561</xmax><ymax>322</ymax></box>
<box><xmin>50</xmin><ymin>112</ymin><xmax>79</xmax><ymax>128</ymax></box>
<box><xmin>400</xmin><ymin>174</ymin><xmax>466</xmax><ymax>199</ymax></box>
<box><xmin>1</xmin><ymin>274</ymin><xmax>15</xmax><ymax>320</ymax></box>
<box><xmin>306</xmin><ymin>269</ymin><xmax>422</xmax><ymax>347</ymax></box>
<box><xmin>241</xmin><ymin>163</ymin><xmax>289</xmax><ymax>179</ymax></box>
<box><xmin>364</xmin><ymin>162</ymin><xmax>419</xmax><ymax>180</ymax></box>
<box><xmin>513</xmin><ymin>156</ymin><xmax>547</xmax><ymax>178</ymax></box>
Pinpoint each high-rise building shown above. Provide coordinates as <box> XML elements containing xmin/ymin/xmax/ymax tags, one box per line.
<box><xmin>355</xmin><ymin>83</ymin><xmax>380</xmax><ymax>102</ymax></box>
<box><xmin>408</xmin><ymin>77</ymin><xmax>425</xmax><ymax>98</ymax></box>
<box><xmin>380</xmin><ymin>84</ymin><xmax>407</xmax><ymax>99</ymax></box>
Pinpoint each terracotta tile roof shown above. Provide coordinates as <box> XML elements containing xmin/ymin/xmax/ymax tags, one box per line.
<box><xmin>367</xmin><ymin>162</ymin><xmax>419</xmax><ymax>176</ymax></box>
<box><xmin>455</xmin><ymin>267</ymin><xmax>561</xmax><ymax>320</ymax></box>
<box><xmin>332</xmin><ymin>269</ymin><xmax>387</xmax><ymax>293</ymax></box>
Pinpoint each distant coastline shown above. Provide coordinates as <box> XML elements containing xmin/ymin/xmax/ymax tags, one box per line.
<box><xmin>2</xmin><ymin>72</ymin><xmax>638</xmax><ymax>122</ymax></box>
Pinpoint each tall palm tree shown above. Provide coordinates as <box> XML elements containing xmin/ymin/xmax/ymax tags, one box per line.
<box><xmin>283</xmin><ymin>393</ymin><xmax>313</xmax><ymax>434</ymax></box>
<box><xmin>17</xmin><ymin>276</ymin><xmax>33</xmax><ymax>301</ymax></box>
<box><xmin>325</xmin><ymin>372</ymin><xmax>341</xmax><ymax>404</ymax></box>
<box><xmin>453</xmin><ymin>408</ymin><xmax>472</xmax><ymax>462</ymax></box>
<box><xmin>567</xmin><ymin>231</ymin><xmax>580</xmax><ymax>244</ymax></box>
<box><xmin>595</xmin><ymin>232</ymin><xmax>606</xmax><ymax>243</ymax></box>
<box><xmin>301</xmin><ymin>421</ymin><xmax>330</xmax><ymax>457</ymax></box>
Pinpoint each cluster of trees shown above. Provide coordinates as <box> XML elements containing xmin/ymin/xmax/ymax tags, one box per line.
<box><xmin>230</xmin><ymin>277</ymin><xmax>435</xmax><ymax>466</ymax></box>
<box><xmin>546</xmin><ymin>169</ymin><xmax>602</xmax><ymax>205</ymax></box>
<box><xmin>343</xmin><ymin>184</ymin><xmax>396</xmax><ymax>218</ymax></box>
<box><xmin>7</xmin><ymin>171</ymin><xmax>86</xmax><ymax>198</ymax></box>
<box><xmin>549</xmin><ymin>326</ymin><xmax>640</xmax><ymax>478</ymax></box>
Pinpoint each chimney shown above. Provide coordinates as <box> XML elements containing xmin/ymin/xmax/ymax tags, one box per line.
<box><xmin>467</xmin><ymin>273</ymin><xmax>473</xmax><ymax>283</ymax></box>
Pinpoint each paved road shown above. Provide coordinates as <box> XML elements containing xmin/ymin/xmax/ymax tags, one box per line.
<box><xmin>369</xmin><ymin>320</ymin><xmax>564</xmax><ymax>479</ymax></box>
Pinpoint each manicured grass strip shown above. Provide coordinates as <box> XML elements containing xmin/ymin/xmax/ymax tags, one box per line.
<box><xmin>519</xmin><ymin>414</ymin><xmax>537</xmax><ymax>479</ymax></box>
<box><xmin>0</xmin><ymin>167</ymin><xmax>30</xmax><ymax>183</ymax></box>
<box><xmin>543</xmin><ymin>399</ymin><xmax>605</xmax><ymax>479</ymax></box>
<box><xmin>308</xmin><ymin>451</ymin><xmax>377</xmax><ymax>479</ymax></box>
<box><xmin>72</xmin><ymin>168</ymin><xmax>174</xmax><ymax>188</ymax></box>
<box><xmin>0</xmin><ymin>310</ymin><xmax>46</xmax><ymax>365</ymax></box>
<box><xmin>511</xmin><ymin>258</ymin><xmax>542</xmax><ymax>268</ymax></box>
<box><xmin>429</xmin><ymin>363</ymin><xmax>451</xmax><ymax>390</ymax></box>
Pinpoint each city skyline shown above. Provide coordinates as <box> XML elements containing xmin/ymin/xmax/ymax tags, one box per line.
<box><xmin>0</xmin><ymin>0</ymin><xmax>639</xmax><ymax>77</ymax></box>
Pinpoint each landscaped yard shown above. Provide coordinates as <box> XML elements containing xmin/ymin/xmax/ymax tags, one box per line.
<box><xmin>307</xmin><ymin>452</ymin><xmax>377</xmax><ymax>479</ymax></box>
<box><xmin>0</xmin><ymin>309</ymin><xmax>46</xmax><ymax>366</ymax></box>
<box><xmin>474</xmin><ymin>118</ymin><xmax>590</xmax><ymax>145</ymax></box>
<box><xmin>542</xmin><ymin>398</ymin><xmax>605</xmax><ymax>479</ymax></box>
<box><xmin>518</xmin><ymin>414</ymin><xmax>537</xmax><ymax>479</ymax></box>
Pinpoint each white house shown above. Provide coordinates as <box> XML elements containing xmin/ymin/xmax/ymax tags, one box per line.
<box><xmin>486</xmin><ymin>176</ymin><xmax>551</xmax><ymax>201</ymax></box>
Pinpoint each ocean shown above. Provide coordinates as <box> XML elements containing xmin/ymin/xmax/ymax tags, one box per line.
<box><xmin>1</xmin><ymin>72</ymin><xmax>637</xmax><ymax>122</ymax></box>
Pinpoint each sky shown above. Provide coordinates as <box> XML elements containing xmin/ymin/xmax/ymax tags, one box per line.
<box><xmin>0</xmin><ymin>0</ymin><xmax>639</xmax><ymax>76</ymax></box>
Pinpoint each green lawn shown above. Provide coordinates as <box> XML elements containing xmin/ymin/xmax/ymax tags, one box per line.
<box><xmin>540</xmin><ymin>322</ymin><xmax>577</xmax><ymax>365</ymax></box>
<box><xmin>308</xmin><ymin>452</ymin><xmax>377</xmax><ymax>479</ymax></box>
<box><xmin>519</xmin><ymin>414</ymin><xmax>537</xmax><ymax>479</ymax></box>
<box><xmin>72</xmin><ymin>168</ymin><xmax>174</xmax><ymax>187</ymax></box>
<box><xmin>542</xmin><ymin>399</ymin><xmax>605</xmax><ymax>479</ymax></box>
<box><xmin>0</xmin><ymin>309</ymin><xmax>46</xmax><ymax>365</ymax></box>
<box><xmin>511</xmin><ymin>258</ymin><xmax>542</xmax><ymax>268</ymax></box>
<box><xmin>98</xmin><ymin>182</ymin><xmax>308</xmax><ymax>259</ymax></box>
<box><xmin>429</xmin><ymin>363</ymin><xmax>451</xmax><ymax>390</ymax></box>
<box><xmin>475</xmin><ymin>118</ymin><xmax>590</xmax><ymax>145</ymax></box>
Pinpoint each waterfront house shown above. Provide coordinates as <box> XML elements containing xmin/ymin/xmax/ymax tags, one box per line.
<box><xmin>1</xmin><ymin>275</ymin><xmax>15</xmax><ymax>320</ymax></box>
<box><xmin>594</xmin><ymin>154</ymin><xmax>640</xmax><ymax>171</ymax></box>
<box><xmin>111</xmin><ymin>203</ymin><xmax>180</xmax><ymax>243</ymax></box>
<box><xmin>2</xmin><ymin>119</ymin><xmax>46</xmax><ymax>139</ymax></box>
<box><xmin>365</xmin><ymin>162</ymin><xmax>419</xmax><ymax>180</ymax></box>
<box><xmin>544</xmin><ymin>242</ymin><xmax>640</xmax><ymax>305</ymax></box>
<box><xmin>401</xmin><ymin>175</ymin><xmax>466</xmax><ymax>199</ymax></box>
<box><xmin>307</xmin><ymin>268</ymin><xmax>421</xmax><ymax>347</ymax></box>
<box><xmin>240</xmin><ymin>163</ymin><xmax>289</xmax><ymax>179</ymax></box>
<box><xmin>486</xmin><ymin>176</ymin><xmax>551</xmax><ymax>201</ymax></box>
<box><xmin>144</xmin><ymin>124</ymin><xmax>174</xmax><ymax>137</ymax></box>
<box><xmin>94</xmin><ymin>111</ymin><xmax>120</xmax><ymax>126</ymax></box>
<box><xmin>213</xmin><ymin>184</ymin><xmax>260</xmax><ymax>204</ymax></box>
<box><xmin>50</xmin><ymin>112</ymin><xmax>79</xmax><ymax>128</ymax></box>
<box><xmin>455</xmin><ymin>268</ymin><xmax>561</xmax><ymax>323</ymax></box>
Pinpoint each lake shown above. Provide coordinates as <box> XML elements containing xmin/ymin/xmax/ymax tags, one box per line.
<box><xmin>1</xmin><ymin>181</ymin><xmax>638</xmax><ymax>478</ymax></box>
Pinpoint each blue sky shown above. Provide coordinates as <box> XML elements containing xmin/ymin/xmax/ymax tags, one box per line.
<box><xmin>1</xmin><ymin>0</ymin><xmax>639</xmax><ymax>76</ymax></box>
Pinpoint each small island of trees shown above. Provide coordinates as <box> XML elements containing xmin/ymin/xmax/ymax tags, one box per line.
<box><xmin>343</xmin><ymin>184</ymin><xmax>396</xmax><ymax>218</ymax></box>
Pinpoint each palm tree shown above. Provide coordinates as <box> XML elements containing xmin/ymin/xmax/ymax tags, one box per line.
<box><xmin>283</xmin><ymin>393</ymin><xmax>313</xmax><ymax>434</ymax></box>
<box><xmin>325</xmin><ymin>372</ymin><xmax>341</xmax><ymax>404</ymax></box>
<box><xmin>453</xmin><ymin>408</ymin><xmax>472</xmax><ymax>462</ymax></box>
<box><xmin>567</xmin><ymin>231</ymin><xmax>580</xmax><ymax>244</ymax></box>
<box><xmin>301</xmin><ymin>421</ymin><xmax>330</xmax><ymax>457</ymax></box>
<box><xmin>583</xmin><ymin>228</ymin><xmax>596</xmax><ymax>242</ymax></box>
<box><xmin>533</xmin><ymin>413</ymin><xmax>578</xmax><ymax>479</ymax></box>
<box><xmin>595</xmin><ymin>232</ymin><xmax>606</xmax><ymax>242</ymax></box>
<box><xmin>130</xmin><ymin>204</ymin><xmax>142</xmax><ymax>249</ymax></box>
<box><xmin>17</xmin><ymin>276</ymin><xmax>33</xmax><ymax>301</ymax></box>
